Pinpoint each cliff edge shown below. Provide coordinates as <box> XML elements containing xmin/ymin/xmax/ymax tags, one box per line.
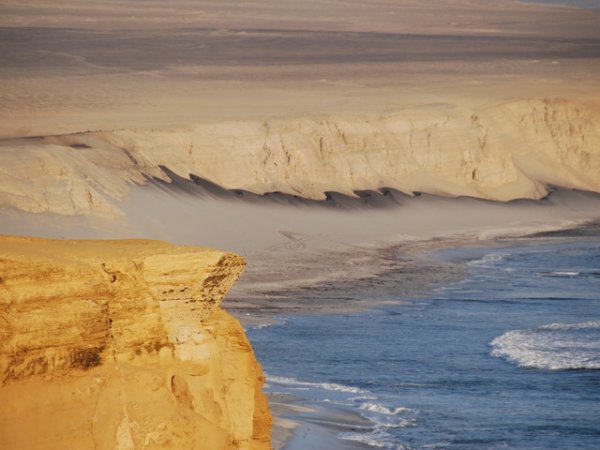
<box><xmin>1</xmin><ymin>98</ymin><xmax>599</xmax><ymax>217</ymax></box>
<box><xmin>0</xmin><ymin>236</ymin><xmax>271</xmax><ymax>450</ymax></box>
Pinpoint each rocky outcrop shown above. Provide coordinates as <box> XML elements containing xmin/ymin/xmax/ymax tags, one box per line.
<box><xmin>0</xmin><ymin>98</ymin><xmax>599</xmax><ymax>216</ymax></box>
<box><xmin>0</xmin><ymin>236</ymin><xmax>271</xmax><ymax>450</ymax></box>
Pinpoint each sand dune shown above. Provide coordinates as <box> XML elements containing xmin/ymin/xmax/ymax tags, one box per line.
<box><xmin>1</xmin><ymin>97</ymin><xmax>599</xmax><ymax>216</ymax></box>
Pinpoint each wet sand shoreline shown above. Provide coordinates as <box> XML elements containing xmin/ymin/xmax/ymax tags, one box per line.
<box><xmin>229</xmin><ymin>220</ymin><xmax>600</xmax><ymax>327</ymax></box>
<box><xmin>231</xmin><ymin>220</ymin><xmax>600</xmax><ymax>449</ymax></box>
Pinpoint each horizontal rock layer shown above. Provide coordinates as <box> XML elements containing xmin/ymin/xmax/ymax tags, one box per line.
<box><xmin>0</xmin><ymin>98</ymin><xmax>599</xmax><ymax>216</ymax></box>
<box><xmin>0</xmin><ymin>236</ymin><xmax>271</xmax><ymax>450</ymax></box>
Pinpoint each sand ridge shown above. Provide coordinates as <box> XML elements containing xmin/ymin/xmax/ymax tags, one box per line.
<box><xmin>1</xmin><ymin>97</ymin><xmax>599</xmax><ymax>217</ymax></box>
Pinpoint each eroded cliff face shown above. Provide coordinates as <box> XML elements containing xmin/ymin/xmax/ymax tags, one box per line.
<box><xmin>0</xmin><ymin>98</ymin><xmax>599</xmax><ymax>216</ymax></box>
<box><xmin>0</xmin><ymin>236</ymin><xmax>271</xmax><ymax>450</ymax></box>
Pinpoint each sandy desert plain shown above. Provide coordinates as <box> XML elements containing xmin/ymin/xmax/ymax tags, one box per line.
<box><xmin>1</xmin><ymin>1</ymin><xmax>600</xmax><ymax>449</ymax></box>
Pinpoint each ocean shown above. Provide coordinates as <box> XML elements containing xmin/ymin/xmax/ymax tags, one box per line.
<box><xmin>247</xmin><ymin>237</ymin><xmax>600</xmax><ymax>449</ymax></box>
<box><xmin>524</xmin><ymin>0</ymin><xmax>600</xmax><ymax>8</ymax></box>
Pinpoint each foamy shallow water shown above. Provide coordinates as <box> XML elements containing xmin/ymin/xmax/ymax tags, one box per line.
<box><xmin>248</xmin><ymin>239</ymin><xmax>600</xmax><ymax>449</ymax></box>
<box><xmin>491</xmin><ymin>320</ymin><xmax>600</xmax><ymax>370</ymax></box>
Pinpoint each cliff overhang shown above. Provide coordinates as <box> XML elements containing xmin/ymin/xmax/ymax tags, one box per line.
<box><xmin>0</xmin><ymin>236</ymin><xmax>271</xmax><ymax>450</ymax></box>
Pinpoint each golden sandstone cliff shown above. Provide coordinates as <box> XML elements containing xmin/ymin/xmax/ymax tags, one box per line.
<box><xmin>0</xmin><ymin>236</ymin><xmax>271</xmax><ymax>450</ymax></box>
<box><xmin>1</xmin><ymin>98</ymin><xmax>599</xmax><ymax>217</ymax></box>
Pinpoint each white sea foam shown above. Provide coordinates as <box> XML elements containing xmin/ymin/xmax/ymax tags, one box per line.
<box><xmin>467</xmin><ymin>252</ymin><xmax>507</xmax><ymax>268</ymax></box>
<box><xmin>490</xmin><ymin>320</ymin><xmax>600</xmax><ymax>370</ymax></box>
<box><xmin>249</xmin><ymin>323</ymin><xmax>272</xmax><ymax>330</ymax></box>
<box><xmin>266</xmin><ymin>374</ymin><xmax>368</xmax><ymax>394</ymax></box>
<box><xmin>349</xmin><ymin>395</ymin><xmax>378</xmax><ymax>402</ymax></box>
<box><xmin>360</xmin><ymin>402</ymin><xmax>412</xmax><ymax>416</ymax></box>
<box><xmin>338</xmin><ymin>429</ymin><xmax>412</xmax><ymax>449</ymax></box>
<box><xmin>539</xmin><ymin>320</ymin><xmax>600</xmax><ymax>331</ymax></box>
<box><xmin>355</xmin><ymin>399</ymin><xmax>417</xmax><ymax>432</ymax></box>
<box><xmin>338</xmin><ymin>430</ymin><xmax>390</xmax><ymax>448</ymax></box>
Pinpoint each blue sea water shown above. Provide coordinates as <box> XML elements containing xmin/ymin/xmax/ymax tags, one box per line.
<box><xmin>247</xmin><ymin>239</ymin><xmax>600</xmax><ymax>449</ymax></box>
<box><xmin>523</xmin><ymin>0</ymin><xmax>600</xmax><ymax>8</ymax></box>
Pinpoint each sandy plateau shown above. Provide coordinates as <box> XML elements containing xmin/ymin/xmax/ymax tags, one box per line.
<box><xmin>1</xmin><ymin>0</ymin><xmax>600</xmax><ymax>449</ymax></box>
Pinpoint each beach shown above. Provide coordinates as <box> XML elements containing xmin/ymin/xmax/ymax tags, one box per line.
<box><xmin>1</xmin><ymin>0</ymin><xmax>600</xmax><ymax>448</ymax></box>
<box><xmin>244</xmin><ymin>222</ymin><xmax>600</xmax><ymax>449</ymax></box>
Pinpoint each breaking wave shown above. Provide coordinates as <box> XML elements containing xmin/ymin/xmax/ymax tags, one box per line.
<box><xmin>266</xmin><ymin>374</ymin><xmax>416</xmax><ymax>447</ymax></box>
<box><xmin>490</xmin><ymin>320</ymin><xmax>600</xmax><ymax>370</ymax></box>
<box><xmin>360</xmin><ymin>402</ymin><xmax>412</xmax><ymax>416</ymax></box>
<box><xmin>338</xmin><ymin>429</ymin><xmax>413</xmax><ymax>449</ymax></box>
<box><xmin>266</xmin><ymin>374</ymin><xmax>368</xmax><ymax>394</ymax></box>
<box><xmin>467</xmin><ymin>252</ymin><xmax>508</xmax><ymax>268</ymax></box>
